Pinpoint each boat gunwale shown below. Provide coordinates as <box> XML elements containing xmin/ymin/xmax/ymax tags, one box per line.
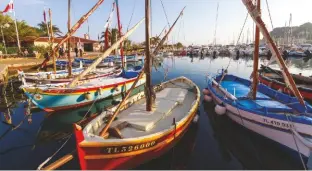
<box><xmin>207</xmin><ymin>74</ymin><xmax>312</xmax><ymax>125</ymax></box>
<box><xmin>78</xmin><ymin>76</ymin><xmax>200</xmax><ymax>147</ymax></box>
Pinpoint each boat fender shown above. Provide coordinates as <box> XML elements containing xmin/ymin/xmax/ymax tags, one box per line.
<box><xmin>193</xmin><ymin>114</ymin><xmax>199</xmax><ymax>123</ymax></box>
<box><xmin>98</xmin><ymin>88</ymin><xmax>103</xmax><ymax>95</ymax></box>
<box><xmin>204</xmin><ymin>95</ymin><xmax>212</xmax><ymax>102</ymax></box>
<box><xmin>202</xmin><ymin>88</ymin><xmax>210</xmax><ymax>95</ymax></box>
<box><xmin>291</xmin><ymin>128</ymin><xmax>312</xmax><ymax>149</ymax></box>
<box><xmin>215</xmin><ymin>103</ymin><xmax>226</xmax><ymax>115</ymax></box>
<box><xmin>85</xmin><ymin>92</ymin><xmax>92</xmax><ymax>100</ymax></box>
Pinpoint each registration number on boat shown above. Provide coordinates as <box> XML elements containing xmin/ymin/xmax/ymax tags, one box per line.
<box><xmin>101</xmin><ymin>141</ymin><xmax>157</xmax><ymax>154</ymax></box>
<box><xmin>263</xmin><ymin>118</ymin><xmax>293</xmax><ymax>129</ymax></box>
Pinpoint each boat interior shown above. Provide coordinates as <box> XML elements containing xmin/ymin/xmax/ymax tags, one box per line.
<box><xmin>213</xmin><ymin>75</ymin><xmax>312</xmax><ymax>114</ymax></box>
<box><xmin>83</xmin><ymin>79</ymin><xmax>197</xmax><ymax>141</ymax></box>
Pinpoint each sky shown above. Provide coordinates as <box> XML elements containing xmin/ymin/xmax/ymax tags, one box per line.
<box><xmin>1</xmin><ymin>0</ymin><xmax>312</xmax><ymax>46</ymax></box>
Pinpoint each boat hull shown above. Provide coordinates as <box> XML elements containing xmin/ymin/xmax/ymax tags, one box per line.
<box><xmin>259</xmin><ymin>74</ymin><xmax>312</xmax><ymax>102</ymax></box>
<box><xmin>74</xmin><ymin>102</ymin><xmax>198</xmax><ymax>170</ymax></box>
<box><xmin>23</xmin><ymin>76</ymin><xmax>145</xmax><ymax>112</ymax></box>
<box><xmin>24</xmin><ymin>69</ymin><xmax>121</xmax><ymax>84</ymax></box>
<box><xmin>206</xmin><ymin>74</ymin><xmax>312</xmax><ymax>161</ymax></box>
<box><xmin>211</xmin><ymin>92</ymin><xmax>310</xmax><ymax>158</ymax></box>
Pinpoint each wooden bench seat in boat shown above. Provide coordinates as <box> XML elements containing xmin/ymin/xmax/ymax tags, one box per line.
<box><xmin>113</xmin><ymin>88</ymin><xmax>188</xmax><ymax>132</ymax></box>
<box><xmin>85</xmin><ymin>82</ymin><xmax>196</xmax><ymax>140</ymax></box>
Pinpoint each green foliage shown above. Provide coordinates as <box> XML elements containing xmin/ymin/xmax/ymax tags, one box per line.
<box><xmin>0</xmin><ymin>15</ymin><xmax>62</xmax><ymax>49</ymax></box>
<box><xmin>176</xmin><ymin>42</ymin><xmax>183</xmax><ymax>49</ymax></box>
<box><xmin>33</xmin><ymin>45</ymin><xmax>50</xmax><ymax>58</ymax></box>
<box><xmin>6</xmin><ymin>47</ymin><xmax>19</xmax><ymax>54</ymax></box>
<box><xmin>100</xmin><ymin>28</ymin><xmax>119</xmax><ymax>46</ymax></box>
<box><xmin>37</xmin><ymin>21</ymin><xmax>63</xmax><ymax>37</ymax></box>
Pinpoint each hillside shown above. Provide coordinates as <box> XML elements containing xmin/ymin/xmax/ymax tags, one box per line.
<box><xmin>270</xmin><ymin>22</ymin><xmax>312</xmax><ymax>41</ymax></box>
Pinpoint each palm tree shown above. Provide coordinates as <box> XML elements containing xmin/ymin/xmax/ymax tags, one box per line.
<box><xmin>150</xmin><ymin>36</ymin><xmax>160</xmax><ymax>47</ymax></box>
<box><xmin>100</xmin><ymin>28</ymin><xmax>118</xmax><ymax>47</ymax></box>
<box><xmin>37</xmin><ymin>21</ymin><xmax>63</xmax><ymax>37</ymax></box>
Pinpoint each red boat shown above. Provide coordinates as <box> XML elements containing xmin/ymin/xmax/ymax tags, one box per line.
<box><xmin>73</xmin><ymin>77</ymin><xmax>200</xmax><ymax>170</ymax></box>
<box><xmin>259</xmin><ymin>65</ymin><xmax>312</xmax><ymax>102</ymax></box>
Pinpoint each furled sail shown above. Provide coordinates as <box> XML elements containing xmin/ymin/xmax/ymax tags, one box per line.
<box><xmin>242</xmin><ymin>0</ymin><xmax>305</xmax><ymax>105</ymax></box>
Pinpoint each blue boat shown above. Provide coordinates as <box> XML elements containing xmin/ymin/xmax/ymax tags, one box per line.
<box><xmin>74</xmin><ymin>56</ymin><xmax>115</xmax><ymax>67</ymax></box>
<box><xmin>203</xmin><ymin>73</ymin><xmax>312</xmax><ymax>164</ymax></box>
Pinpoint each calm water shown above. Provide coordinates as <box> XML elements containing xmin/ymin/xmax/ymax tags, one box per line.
<box><xmin>1</xmin><ymin>56</ymin><xmax>311</xmax><ymax>169</ymax></box>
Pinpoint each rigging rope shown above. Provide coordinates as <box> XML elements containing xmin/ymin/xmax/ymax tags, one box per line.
<box><xmin>126</xmin><ymin>0</ymin><xmax>136</xmax><ymax>31</ymax></box>
<box><xmin>265</xmin><ymin>0</ymin><xmax>274</xmax><ymax>31</ymax></box>
<box><xmin>213</xmin><ymin>2</ymin><xmax>219</xmax><ymax>46</ymax></box>
<box><xmin>160</xmin><ymin>0</ymin><xmax>171</xmax><ymax>28</ymax></box>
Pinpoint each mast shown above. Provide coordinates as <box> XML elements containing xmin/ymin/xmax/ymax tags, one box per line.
<box><xmin>289</xmin><ymin>13</ymin><xmax>292</xmax><ymax>46</ymax></box>
<box><xmin>251</xmin><ymin>0</ymin><xmax>260</xmax><ymax>99</ymax></box>
<box><xmin>68</xmin><ymin>19</ymin><xmax>145</xmax><ymax>88</ymax></box>
<box><xmin>145</xmin><ymin>0</ymin><xmax>153</xmax><ymax>111</ymax></box>
<box><xmin>49</xmin><ymin>9</ymin><xmax>56</xmax><ymax>73</ymax></box>
<box><xmin>242</xmin><ymin>0</ymin><xmax>305</xmax><ymax>105</ymax></box>
<box><xmin>213</xmin><ymin>2</ymin><xmax>219</xmax><ymax>47</ymax></box>
<box><xmin>99</xmin><ymin>7</ymin><xmax>185</xmax><ymax>137</ymax></box>
<box><xmin>115</xmin><ymin>0</ymin><xmax>125</xmax><ymax>69</ymax></box>
<box><xmin>67</xmin><ymin>0</ymin><xmax>72</xmax><ymax>77</ymax></box>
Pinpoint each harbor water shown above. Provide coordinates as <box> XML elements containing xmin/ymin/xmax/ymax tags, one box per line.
<box><xmin>1</xmin><ymin>55</ymin><xmax>311</xmax><ymax>169</ymax></box>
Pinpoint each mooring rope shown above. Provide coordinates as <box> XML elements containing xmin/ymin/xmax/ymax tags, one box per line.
<box><xmin>285</xmin><ymin>114</ymin><xmax>307</xmax><ymax>170</ymax></box>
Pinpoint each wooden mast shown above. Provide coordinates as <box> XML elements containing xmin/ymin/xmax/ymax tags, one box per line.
<box><xmin>115</xmin><ymin>0</ymin><xmax>125</xmax><ymax>69</ymax></box>
<box><xmin>67</xmin><ymin>18</ymin><xmax>145</xmax><ymax>88</ymax></box>
<box><xmin>145</xmin><ymin>0</ymin><xmax>153</xmax><ymax>111</ymax></box>
<box><xmin>48</xmin><ymin>8</ymin><xmax>56</xmax><ymax>73</ymax></box>
<box><xmin>50</xmin><ymin>0</ymin><xmax>106</xmax><ymax>61</ymax></box>
<box><xmin>242</xmin><ymin>0</ymin><xmax>305</xmax><ymax>105</ymax></box>
<box><xmin>67</xmin><ymin>0</ymin><xmax>72</xmax><ymax>77</ymax></box>
<box><xmin>251</xmin><ymin>0</ymin><xmax>260</xmax><ymax>99</ymax></box>
<box><xmin>99</xmin><ymin>7</ymin><xmax>185</xmax><ymax>137</ymax></box>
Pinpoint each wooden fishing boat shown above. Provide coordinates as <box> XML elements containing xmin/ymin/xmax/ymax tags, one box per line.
<box><xmin>73</xmin><ymin>77</ymin><xmax>200</xmax><ymax>170</ymax></box>
<box><xmin>20</xmin><ymin>66</ymin><xmax>84</xmax><ymax>80</ymax></box>
<box><xmin>20</xmin><ymin>67</ymin><xmax>122</xmax><ymax>84</ymax></box>
<box><xmin>73</xmin><ymin>3</ymin><xmax>199</xmax><ymax>170</ymax></box>
<box><xmin>259</xmin><ymin>65</ymin><xmax>312</xmax><ymax>102</ymax></box>
<box><xmin>74</xmin><ymin>57</ymin><xmax>115</xmax><ymax>67</ymax></box>
<box><xmin>203</xmin><ymin>0</ymin><xmax>312</xmax><ymax>168</ymax></box>
<box><xmin>205</xmin><ymin>74</ymin><xmax>312</xmax><ymax>160</ymax></box>
<box><xmin>21</xmin><ymin>68</ymin><xmax>145</xmax><ymax>112</ymax></box>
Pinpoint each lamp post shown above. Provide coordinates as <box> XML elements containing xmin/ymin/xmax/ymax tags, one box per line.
<box><xmin>0</xmin><ymin>23</ymin><xmax>10</xmax><ymax>55</ymax></box>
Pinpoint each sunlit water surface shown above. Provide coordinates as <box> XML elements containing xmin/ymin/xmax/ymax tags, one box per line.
<box><xmin>1</xmin><ymin>56</ymin><xmax>311</xmax><ymax>169</ymax></box>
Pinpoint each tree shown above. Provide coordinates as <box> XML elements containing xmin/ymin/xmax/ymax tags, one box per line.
<box><xmin>37</xmin><ymin>21</ymin><xmax>63</xmax><ymax>37</ymax></box>
<box><xmin>176</xmin><ymin>42</ymin><xmax>183</xmax><ymax>49</ymax></box>
<box><xmin>100</xmin><ymin>28</ymin><xmax>118</xmax><ymax>47</ymax></box>
<box><xmin>123</xmin><ymin>39</ymin><xmax>132</xmax><ymax>51</ymax></box>
<box><xmin>0</xmin><ymin>15</ymin><xmax>39</xmax><ymax>43</ymax></box>
<box><xmin>150</xmin><ymin>36</ymin><xmax>160</xmax><ymax>46</ymax></box>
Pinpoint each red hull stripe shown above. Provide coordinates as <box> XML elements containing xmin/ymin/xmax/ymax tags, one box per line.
<box><xmin>259</xmin><ymin>75</ymin><xmax>312</xmax><ymax>100</ymax></box>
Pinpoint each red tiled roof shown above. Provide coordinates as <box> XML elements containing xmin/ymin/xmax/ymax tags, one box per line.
<box><xmin>35</xmin><ymin>36</ymin><xmax>98</xmax><ymax>44</ymax></box>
